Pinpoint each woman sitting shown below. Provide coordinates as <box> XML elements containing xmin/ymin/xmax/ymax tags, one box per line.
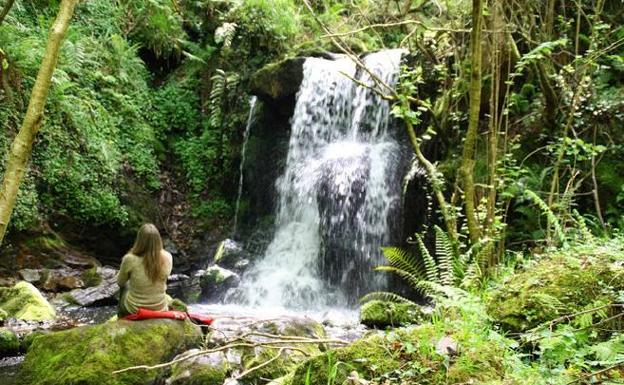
<box><xmin>116</xmin><ymin>223</ymin><xmax>173</xmax><ymax>317</ymax></box>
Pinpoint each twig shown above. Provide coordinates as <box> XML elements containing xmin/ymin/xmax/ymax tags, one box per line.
<box><xmin>113</xmin><ymin>337</ymin><xmax>348</xmax><ymax>375</ymax></box>
<box><xmin>321</xmin><ymin>20</ymin><xmax>471</xmax><ymax>38</ymax></box>
<box><xmin>234</xmin><ymin>348</ymin><xmax>285</xmax><ymax>380</ymax></box>
<box><xmin>565</xmin><ymin>361</ymin><xmax>624</xmax><ymax>385</ymax></box>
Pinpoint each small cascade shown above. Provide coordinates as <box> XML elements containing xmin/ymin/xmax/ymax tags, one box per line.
<box><xmin>233</xmin><ymin>96</ymin><xmax>258</xmax><ymax>234</ymax></box>
<box><xmin>233</xmin><ymin>50</ymin><xmax>405</xmax><ymax>309</ymax></box>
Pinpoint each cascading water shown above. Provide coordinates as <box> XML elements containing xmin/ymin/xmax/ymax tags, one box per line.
<box><xmin>233</xmin><ymin>96</ymin><xmax>258</xmax><ymax>233</ymax></box>
<box><xmin>233</xmin><ymin>50</ymin><xmax>405</xmax><ymax>309</ymax></box>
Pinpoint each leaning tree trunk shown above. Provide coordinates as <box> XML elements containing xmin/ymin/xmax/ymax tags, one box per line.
<box><xmin>0</xmin><ymin>0</ymin><xmax>79</xmax><ymax>246</ymax></box>
<box><xmin>460</xmin><ymin>0</ymin><xmax>484</xmax><ymax>244</ymax></box>
<box><xmin>0</xmin><ymin>0</ymin><xmax>16</xmax><ymax>26</ymax></box>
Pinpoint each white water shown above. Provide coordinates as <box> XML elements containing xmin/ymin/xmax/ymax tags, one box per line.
<box><xmin>233</xmin><ymin>96</ymin><xmax>258</xmax><ymax>233</ymax></box>
<box><xmin>233</xmin><ymin>50</ymin><xmax>405</xmax><ymax>310</ymax></box>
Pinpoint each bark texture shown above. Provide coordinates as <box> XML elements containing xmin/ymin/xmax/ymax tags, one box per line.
<box><xmin>460</xmin><ymin>0</ymin><xmax>484</xmax><ymax>244</ymax></box>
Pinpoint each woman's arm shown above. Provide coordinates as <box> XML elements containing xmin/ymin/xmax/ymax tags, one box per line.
<box><xmin>116</xmin><ymin>255</ymin><xmax>131</xmax><ymax>287</ymax></box>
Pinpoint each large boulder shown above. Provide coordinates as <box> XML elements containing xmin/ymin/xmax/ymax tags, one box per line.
<box><xmin>250</xmin><ymin>58</ymin><xmax>305</xmax><ymax>102</ymax></box>
<box><xmin>213</xmin><ymin>239</ymin><xmax>250</xmax><ymax>271</ymax></box>
<box><xmin>198</xmin><ymin>265</ymin><xmax>240</xmax><ymax>301</ymax></box>
<box><xmin>17</xmin><ymin>319</ymin><xmax>203</xmax><ymax>385</ymax></box>
<box><xmin>66</xmin><ymin>266</ymin><xmax>119</xmax><ymax>306</ymax></box>
<box><xmin>165</xmin><ymin>316</ymin><xmax>327</xmax><ymax>385</ymax></box>
<box><xmin>359</xmin><ymin>300</ymin><xmax>427</xmax><ymax>328</ymax></box>
<box><xmin>165</xmin><ymin>350</ymin><xmax>230</xmax><ymax>385</ymax></box>
<box><xmin>487</xmin><ymin>239</ymin><xmax>624</xmax><ymax>333</ymax></box>
<box><xmin>0</xmin><ymin>281</ymin><xmax>56</xmax><ymax>321</ymax></box>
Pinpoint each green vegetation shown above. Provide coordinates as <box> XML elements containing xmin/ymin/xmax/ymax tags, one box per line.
<box><xmin>17</xmin><ymin>319</ymin><xmax>202</xmax><ymax>385</ymax></box>
<box><xmin>0</xmin><ymin>281</ymin><xmax>56</xmax><ymax>321</ymax></box>
<box><xmin>0</xmin><ymin>0</ymin><xmax>623</xmax><ymax>384</ymax></box>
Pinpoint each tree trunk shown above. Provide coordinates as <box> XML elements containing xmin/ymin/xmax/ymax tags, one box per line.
<box><xmin>460</xmin><ymin>0</ymin><xmax>484</xmax><ymax>244</ymax></box>
<box><xmin>0</xmin><ymin>0</ymin><xmax>79</xmax><ymax>245</ymax></box>
<box><xmin>0</xmin><ymin>0</ymin><xmax>16</xmax><ymax>26</ymax></box>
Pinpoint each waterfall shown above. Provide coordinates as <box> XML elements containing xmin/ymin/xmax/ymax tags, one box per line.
<box><xmin>233</xmin><ymin>50</ymin><xmax>405</xmax><ymax>309</ymax></box>
<box><xmin>233</xmin><ymin>96</ymin><xmax>258</xmax><ymax>234</ymax></box>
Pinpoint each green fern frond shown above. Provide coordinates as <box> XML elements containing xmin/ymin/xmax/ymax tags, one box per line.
<box><xmin>415</xmin><ymin>280</ymin><xmax>444</xmax><ymax>299</ymax></box>
<box><xmin>414</xmin><ymin>234</ymin><xmax>438</xmax><ymax>282</ymax></box>
<box><xmin>360</xmin><ymin>292</ymin><xmax>418</xmax><ymax>306</ymax></box>
<box><xmin>381</xmin><ymin>247</ymin><xmax>426</xmax><ymax>280</ymax></box>
<box><xmin>572</xmin><ymin>209</ymin><xmax>594</xmax><ymax>242</ymax></box>
<box><xmin>525</xmin><ymin>189</ymin><xmax>566</xmax><ymax>244</ymax></box>
<box><xmin>374</xmin><ymin>266</ymin><xmax>428</xmax><ymax>296</ymax></box>
<box><xmin>434</xmin><ymin>225</ymin><xmax>455</xmax><ymax>286</ymax></box>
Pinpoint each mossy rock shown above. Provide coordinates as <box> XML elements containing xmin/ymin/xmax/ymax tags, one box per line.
<box><xmin>80</xmin><ymin>267</ymin><xmax>103</xmax><ymax>288</ymax></box>
<box><xmin>17</xmin><ymin>319</ymin><xmax>203</xmax><ymax>385</ymax></box>
<box><xmin>0</xmin><ymin>281</ymin><xmax>56</xmax><ymax>321</ymax></box>
<box><xmin>240</xmin><ymin>343</ymin><xmax>322</xmax><ymax>385</ymax></box>
<box><xmin>250</xmin><ymin>57</ymin><xmax>305</xmax><ymax>101</ymax></box>
<box><xmin>0</xmin><ymin>328</ymin><xmax>19</xmax><ymax>356</ymax></box>
<box><xmin>487</xmin><ymin>240</ymin><xmax>624</xmax><ymax>333</ymax></box>
<box><xmin>167</xmin><ymin>350</ymin><xmax>229</xmax><ymax>385</ymax></box>
<box><xmin>359</xmin><ymin>300</ymin><xmax>426</xmax><ymax>328</ymax></box>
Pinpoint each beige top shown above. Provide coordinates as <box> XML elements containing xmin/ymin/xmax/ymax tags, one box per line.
<box><xmin>116</xmin><ymin>252</ymin><xmax>173</xmax><ymax>314</ymax></box>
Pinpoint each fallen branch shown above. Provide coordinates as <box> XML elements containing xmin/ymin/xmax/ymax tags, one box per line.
<box><xmin>113</xmin><ymin>335</ymin><xmax>348</xmax><ymax>375</ymax></box>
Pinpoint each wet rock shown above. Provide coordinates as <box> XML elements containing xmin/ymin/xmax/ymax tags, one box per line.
<box><xmin>168</xmin><ymin>274</ymin><xmax>201</xmax><ymax>304</ymax></box>
<box><xmin>0</xmin><ymin>328</ymin><xmax>19</xmax><ymax>356</ymax></box>
<box><xmin>66</xmin><ymin>266</ymin><xmax>118</xmax><ymax>307</ymax></box>
<box><xmin>213</xmin><ymin>239</ymin><xmax>249</xmax><ymax>271</ymax></box>
<box><xmin>18</xmin><ymin>269</ymin><xmax>41</xmax><ymax>284</ymax></box>
<box><xmin>250</xmin><ymin>57</ymin><xmax>306</xmax><ymax>102</ymax></box>
<box><xmin>198</xmin><ymin>265</ymin><xmax>240</xmax><ymax>301</ymax></box>
<box><xmin>42</xmin><ymin>269</ymin><xmax>84</xmax><ymax>291</ymax></box>
<box><xmin>359</xmin><ymin>300</ymin><xmax>426</xmax><ymax>328</ymax></box>
<box><xmin>166</xmin><ymin>349</ymin><xmax>229</xmax><ymax>385</ymax></box>
<box><xmin>18</xmin><ymin>319</ymin><xmax>203</xmax><ymax>385</ymax></box>
<box><xmin>61</xmin><ymin>253</ymin><xmax>99</xmax><ymax>269</ymax></box>
<box><xmin>0</xmin><ymin>281</ymin><xmax>56</xmax><ymax>321</ymax></box>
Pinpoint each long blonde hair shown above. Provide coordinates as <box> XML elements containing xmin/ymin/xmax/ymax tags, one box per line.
<box><xmin>130</xmin><ymin>223</ymin><xmax>166</xmax><ymax>282</ymax></box>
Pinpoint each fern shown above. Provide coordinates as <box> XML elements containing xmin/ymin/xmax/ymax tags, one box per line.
<box><xmin>572</xmin><ymin>209</ymin><xmax>595</xmax><ymax>242</ymax></box>
<box><xmin>434</xmin><ymin>225</ymin><xmax>455</xmax><ymax>286</ymax></box>
<box><xmin>413</xmin><ymin>234</ymin><xmax>438</xmax><ymax>282</ymax></box>
<box><xmin>525</xmin><ymin>189</ymin><xmax>567</xmax><ymax>245</ymax></box>
<box><xmin>208</xmin><ymin>69</ymin><xmax>239</xmax><ymax>128</ymax></box>
<box><xmin>360</xmin><ymin>292</ymin><xmax>418</xmax><ymax>306</ymax></box>
<box><xmin>379</xmin><ymin>247</ymin><xmax>426</xmax><ymax>280</ymax></box>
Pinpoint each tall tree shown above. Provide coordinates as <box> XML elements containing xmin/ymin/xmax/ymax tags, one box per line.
<box><xmin>0</xmin><ymin>0</ymin><xmax>79</xmax><ymax>245</ymax></box>
<box><xmin>460</xmin><ymin>0</ymin><xmax>485</xmax><ymax>244</ymax></box>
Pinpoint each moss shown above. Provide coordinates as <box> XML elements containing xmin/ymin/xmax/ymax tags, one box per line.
<box><xmin>237</xmin><ymin>318</ymin><xmax>326</xmax><ymax>384</ymax></box>
<box><xmin>0</xmin><ymin>308</ymin><xmax>7</xmax><ymax>321</ymax></box>
<box><xmin>487</xmin><ymin>239</ymin><xmax>624</xmax><ymax>332</ymax></box>
<box><xmin>23</xmin><ymin>234</ymin><xmax>66</xmax><ymax>252</ymax></box>
<box><xmin>0</xmin><ymin>281</ymin><xmax>56</xmax><ymax>321</ymax></box>
<box><xmin>167</xmin><ymin>351</ymin><xmax>229</xmax><ymax>385</ymax></box>
<box><xmin>287</xmin><ymin>323</ymin><xmax>516</xmax><ymax>385</ymax></box>
<box><xmin>249</xmin><ymin>57</ymin><xmax>305</xmax><ymax>100</ymax></box>
<box><xmin>21</xmin><ymin>330</ymin><xmax>49</xmax><ymax>352</ymax></box>
<box><xmin>359</xmin><ymin>300</ymin><xmax>425</xmax><ymax>328</ymax></box>
<box><xmin>0</xmin><ymin>328</ymin><xmax>20</xmax><ymax>355</ymax></box>
<box><xmin>241</xmin><ymin>343</ymin><xmax>322</xmax><ymax>385</ymax></box>
<box><xmin>17</xmin><ymin>319</ymin><xmax>202</xmax><ymax>385</ymax></box>
<box><xmin>81</xmin><ymin>267</ymin><xmax>102</xmax><ymax>288</ymax></box>
<box><xmin>169</xmin><ymin>298</ymin><xmax>188</xmax><ymax>312</ymax></box>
